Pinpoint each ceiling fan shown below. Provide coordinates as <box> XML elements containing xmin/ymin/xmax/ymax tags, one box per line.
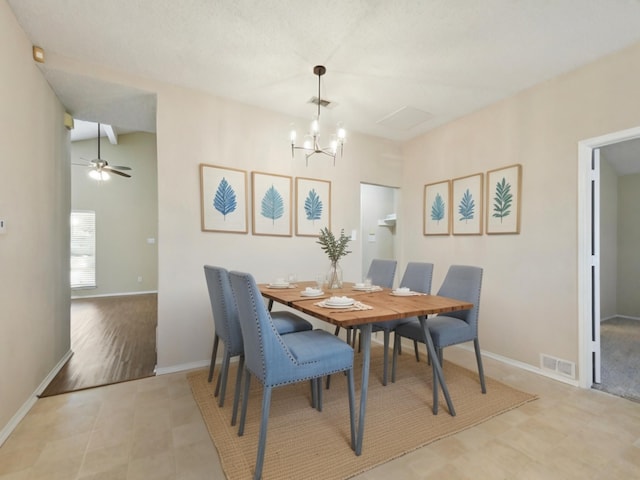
<box><xmin>77</xmin><ymin>123</ymin><xmax>132</xmax><ymax>180</ymax></box>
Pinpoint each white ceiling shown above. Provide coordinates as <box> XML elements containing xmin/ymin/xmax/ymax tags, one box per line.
<box><xmin>7</xmin><ymin>0</ymin><xmax>640</xmax><ymax>171</ymax></box>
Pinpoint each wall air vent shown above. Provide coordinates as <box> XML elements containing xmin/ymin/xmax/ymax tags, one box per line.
<box><xmin>540</xmin><ymin>354</ymin><xmax>576</xmax><ymax>379</ymax></box>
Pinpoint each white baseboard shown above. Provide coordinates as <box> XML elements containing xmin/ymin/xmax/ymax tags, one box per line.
<box><xmin>601</xmin><ymin>314</ymin><xmax>640</xmax><ymax>322</ymax></box>
<box><xmin>71</xmin><ymin>290</ymin><xmax>158</xmax><ymax>300</ymax></box>
<box><xmin>453</xmin><ymin>344</ymin><xmax>580</xmax><ymax>387</ymax></box>
<box><xmin>389</xmin><ymin>335</ymin><xmax>581</xmax><ymax>388</ymax></box>
<box><xmin>0</xmin><ymin>349</ymin><xmax>73</xmax><ymax>447</ymax></box>
<box><xmin>155</xmin><ymin>359</ymin><xmax>210</xmax><ymax>376</ymax></box>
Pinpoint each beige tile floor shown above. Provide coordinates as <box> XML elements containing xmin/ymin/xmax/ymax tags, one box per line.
<box><xmin>1</xmin><ymin>346</ymin><xmax>639</xmax><ymax>479</ymax></box>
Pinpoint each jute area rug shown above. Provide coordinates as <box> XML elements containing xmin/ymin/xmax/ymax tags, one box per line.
<box><xmin>188</xmin><ymin>345</ymin><xmax>537</xmax><ymax>480</ymax></box>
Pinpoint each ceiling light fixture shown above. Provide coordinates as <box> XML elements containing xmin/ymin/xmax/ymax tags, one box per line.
<box><xmin>290</xmin><ymin>65</ymin><xmax>346</xmax><ymax>166</ymax></box>
<box><xmin>89</xmin><ymin>169</ymin><xmax>110</xmax><ymax>181</ymax></box>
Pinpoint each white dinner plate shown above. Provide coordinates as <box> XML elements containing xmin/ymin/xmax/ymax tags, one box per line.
<box><xmin>325</xmin><ymin>300</ymin><xmax>355</xmax><ymax>307</ymax></box>
<box><xmin>391</xmin><ymin>291</ymin><xmax>414</xmax><ymax>296</ymax></box>
<box><xmin>352</xmin><ymin>285</ymin><xmax>376</xmax><ymax>291</ymax></box>
<box><xmin>320</xmin><ymin>302</ymin><xmax>355</xmax><ymax>309</ymax></box>
<box><xmin>300</xmin><ymin>290</ymin><xmax>324</xmax><ymax>297</ymax></box>
<box><xmin>268</xmin><ymin>283</ymin><xmax>291</xmax><ymax>289</ymax></box>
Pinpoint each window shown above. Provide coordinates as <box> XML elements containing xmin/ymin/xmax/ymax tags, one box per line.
<box><xmin>70</xmin><ymin>210</ymin><xmax>96</xmax><ymax>289</ymax></box>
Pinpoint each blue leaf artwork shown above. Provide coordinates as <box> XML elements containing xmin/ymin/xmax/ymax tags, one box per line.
<box><xmin>458</xmin><ymin>189</ymin><xmax>475</xmax><ymax>222</ymax></box>
<box><xmin>304</xmin><ymin>188</ymin><xmax>323</xmax><ymax>222</ymax></box>
<box><xmin>492</xmin><ymin>177</ymin><xmax>512</xmax><ymax>223</ymax></box>
<box><xmin>261</xmin><ymin>185</ymin><xmax>284</xmax><ymax>224</ymax></box>
<box><xmin>430</xmin><ymin>193</ymin><xmax>445</xmax><ymax>223</ymax></box>
<box><xmin>213</xmin><ymin>177</ymin><xmax>237</xmax><ymax>220</ymax></box>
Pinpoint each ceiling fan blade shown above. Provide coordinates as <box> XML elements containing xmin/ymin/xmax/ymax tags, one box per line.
<box><xmin>103</xmin><ymin>166</ymin><xmax>131</xmax><ymax>178</ymax></box>
<box><xmin>109</xmin><ymin>165</ymin><xmax>132</xmax><ymax>170</ymax></box>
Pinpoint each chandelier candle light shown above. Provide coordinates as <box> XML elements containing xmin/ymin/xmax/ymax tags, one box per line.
<box><xmin>290</xmin><ymin>65</ymin><xmax>346</xmax><ymax>166</ymax></box>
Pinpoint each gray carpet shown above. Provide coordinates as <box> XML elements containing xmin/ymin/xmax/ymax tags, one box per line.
<box><xmin>593</xmin><ymin>317</ymin><xmax>640</xmax><ymax>403</ymax></box>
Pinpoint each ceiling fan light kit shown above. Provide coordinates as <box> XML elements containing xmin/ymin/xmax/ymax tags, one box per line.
<box><xmin>290</xmin><ymin>65</ymin><xmax>346</xmax><ymax>166</ymax></box>
<box><xmin>82</xmin><ymin>123</ymin><xmax>132</xmax><ymax>181</ymax></box>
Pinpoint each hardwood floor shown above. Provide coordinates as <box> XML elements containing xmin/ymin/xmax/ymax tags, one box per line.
<box><xmin>41</xmin><ymin>293</ymin><xmax>157</xmax><ymax>397</ymax></box>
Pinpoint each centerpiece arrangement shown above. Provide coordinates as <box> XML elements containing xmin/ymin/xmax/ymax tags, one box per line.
<box><xmin>317</xmin><ymin>227</ymin><xmax>351</xmax><ymax>289</ymax></box>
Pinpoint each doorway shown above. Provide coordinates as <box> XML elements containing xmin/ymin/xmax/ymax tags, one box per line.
<box><xmin>45</xmin><ymin>121</ymin><xmax>160</xmax><ymax>395</ymax></box>
<box><xmin>578</xmin><ymin>126</ymin><xmax>640</xmax><ymax>394</ymax></box>
<box><xmin>360</xmin><ymin>183</ymin><xmax>399</xmax><ymax>279</ymax></box>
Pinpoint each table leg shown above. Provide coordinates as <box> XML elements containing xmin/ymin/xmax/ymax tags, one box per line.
<box><xmin>418</xmin><ymin>316</ymin><xmax>456</xmax><ymax>416</ymax></box>
<box><xmin>355</xmin><ymin>323</ymin><xmax>372</xmax><ymax>456</ymax></box>
<box><xmin>267</xmin><ymin>299</ymin><xmax>273</xmax><ymax>311</ymax></box>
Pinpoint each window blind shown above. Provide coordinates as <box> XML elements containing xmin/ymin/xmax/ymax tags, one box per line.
<box><xmin>70</xmin><ymin>210</ymin><xmax>96</xmax><ymax>289</ymax></box>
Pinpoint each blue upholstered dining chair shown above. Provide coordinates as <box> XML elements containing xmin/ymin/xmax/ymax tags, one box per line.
<box><xmin>229</xmin><ymin>270</ymin><xmax>356</xmax><ymax>480</ymax></box>
<box><xmin>372</xmin><ymin>262</ymin><xmax>433</xmax><ymax>385</ymax></box>
<box><xmin>392</xmin><ymin>265</ymin><xmax>486</xmax><ymax>394</ymax></box>
<box><xmin>203</xmin><ymin>265</ymin><xmax>312</xmax><ymax>425</ymax></box>
<box><xmin>334</xmin><ymin>259</ymin><xmax>397</xmax><ymax>346</ymax></box>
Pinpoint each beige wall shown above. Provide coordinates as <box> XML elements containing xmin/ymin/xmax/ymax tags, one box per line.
<box><xmin>401</xmin><ymin>42</ymin><xmax>640</xmax><ymax>375</ymax></box>
<box><xmin>599</xmin><ymin>157</ymin><xmax>618</xmax><ymax>320</ymax></box>
<box><xmin>71</xmin><ymin>132</ymin><xmax>158</xmax><ymax>296</ymax></box>
<box><xmin>154</xmin><ymin>84</ymin><xmax>403</xmax><ymax>370</ymax></box>
<box><xmin>0</xmin><ymin>2</ymin><xmax>70</xmax><ymax>434</ymax></box>
<box><xmin>618</xmin><ymin>173</ymin><xmax>640</xmax><ymax>316</ymax></box>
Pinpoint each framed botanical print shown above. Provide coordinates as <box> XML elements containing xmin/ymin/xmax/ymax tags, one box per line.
<box><xmin>200</xmin><ymin>164</ymin><xmax>248</xmax><ymax>233</ymax></box>
<box><xmin>251</xmin><ymin>171</ymin><xmax>292</xmax><ymax>236</ymax></box>
<box><xmin>424</xmin><ymin>180</ymin><xmax>451</xmax><ymax>235</ymax></box>
<box><xmin>486</xmin><ymin>164</ymin><xmax>522</xmax><ymax>234</ymax></box>
<box><xmin>452</xmin><ymin>173</ymin><xmax>483</xmax><ymax>235</ymax></box>
<box><xmin>295</xmin><ymin>177</ymin><xmax>331</xmax><ymax>236</ymax></box>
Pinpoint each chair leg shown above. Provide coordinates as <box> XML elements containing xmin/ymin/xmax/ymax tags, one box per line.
<box><xmin>474</xmin><ymin>338</ymin><xmax>487</xmax><ymax>394</ymax></box>
<box><xmin>311</xmin><ymin>379</ymin><xmax>317</xmax><ymax>409</ymax></box>
<box><xmin>218</xmin><ymin>351</ymin><xmax>231</xmax><ymax>407</ymax></box>
<box><xmin>238</xmin><ymin>369</ymin><xmax>251</xmax><ymax>436</ymax></box>
<box><xmin>333</xmin><ymin>325</ymin><xmax>341</xmax><ymax>337</ymax></box>
<box><xmin>325</xmin><ymin>374</ymin><xmax>331</xmax><ymax>390</ymax></box>
<box><xmin>382</xmin><ymin>330</ymin><xmax>390</xmax><ymax>386</ymax></box>
<box><xmin>254</xmin><ymin>386</ymin><xmax>273</xmax><ymax>480</ymax></box>
<box><xmin>231</xmin><ymin>355</ymin><xmax>244</xmax><ymax>426</ymax></box>
<box><xmin>414</xmin><ymin>340</ymin><xmax>420</xmax><ymax>362</ymax></box>
<box><xmin>346</xmin><ymin>368</ymin><xmax>356</xmax><ymax>451</ymax></box>
<box><xmin>208</xmin><ymin>334</ymin><xmax>219</xmax><ymax>383</ymax></box>
<box><xmin>317</xmin><ymin>378</ymin><xmax>323</xmax><ymax>411</ymax></box>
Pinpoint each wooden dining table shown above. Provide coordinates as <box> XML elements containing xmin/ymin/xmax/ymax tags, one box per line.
<box><xmin>259</xmin><ymin>281</ymin><xmax>473</xmax><ymax>456</ymax></box>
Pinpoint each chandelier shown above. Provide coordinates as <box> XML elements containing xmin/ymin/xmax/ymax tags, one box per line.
<box><xmin>290</xmin><ymin>65</ymin><xmax>346</xmax><ymax>166</ymax></box>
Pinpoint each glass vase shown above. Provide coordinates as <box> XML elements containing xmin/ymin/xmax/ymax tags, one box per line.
<box><xmin>327</xmin><ymin>261</ymin><xmax>343</xmax><ymax>289</ymax></box>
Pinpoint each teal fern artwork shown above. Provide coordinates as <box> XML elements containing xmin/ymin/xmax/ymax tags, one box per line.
<box><xmin>261</xmin><ymin>185</ymin><xmax>284</xmax><ymax>224</ymax></box>
<box><xmin>492</xmin><ymin>177</ymin><xmax>512</xmax><ymax>222</ymax></box>
<box><xmin>430</xmin><ymin>193</ymin><xmax>446</xmax><ymax>223</ymax></box>
<box><xmin>458</xmin><ymin>189</ymin><xmax>475</xmax><ymax>222</ymax></box>
<box><xmin>213</xmin><ymin>177</ymin><xmax>237</xmax><ymax>220</ymax></box>
<box><xmin>304</xmin><ymin>188</ymin><xmax>323</xmax><ymax>222</ymax></box>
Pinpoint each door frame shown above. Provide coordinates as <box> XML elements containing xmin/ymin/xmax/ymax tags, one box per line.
<box><xmin>577</xmin><ymin>126</ymin><xmax>640</xmax><ymax>388</ymax></box>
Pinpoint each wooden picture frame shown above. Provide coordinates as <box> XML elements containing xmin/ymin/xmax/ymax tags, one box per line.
<box><xmin>423</xmin><ymin>180</ymin><xmax>451</xmax><ymax>235</ymax></box>
<box><xmin>200</xmin><ymin>163</ymin><xmax>248</xmax><ymax>233</ymax></box>
<box><xmin>452</xmin><ymin>173</ymin><xmax>483</xmax><ymax>235</ymax></box>
<box><xmin>295</xmin><ymin>177</ymin><xmax>331</xmax><ymax>236</ymax></box>
<box><xmin>251</xmin><ymin>171</ymin><xmax>292</xmax><ymax>236</ymax></box>
<box><xmin>486</xmin><ymin>164</ymin><xmax>522</xmax><ymax>234</ymax></box>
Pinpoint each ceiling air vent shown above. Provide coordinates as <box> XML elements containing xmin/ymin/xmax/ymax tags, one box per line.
<box><xmin>309</xmin><ymin>96</ymin><xmax>332</xmax><ymax>108</ymax></box>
